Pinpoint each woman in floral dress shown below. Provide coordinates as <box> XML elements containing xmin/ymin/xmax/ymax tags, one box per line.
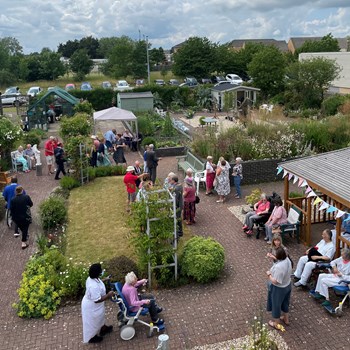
<box><xmin>215</xmin><ymin>159</ymin><xmax>231</xmax><ymax>203</ymax></box>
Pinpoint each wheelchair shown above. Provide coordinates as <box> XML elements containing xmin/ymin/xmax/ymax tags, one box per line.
<box><xmin>323</xmin><ymin>280</ymin><xmax>350</xmax><ymax>316</ymax></box>
<box><xmin>110</xmin><ymin>282</ymin><xmax>165</xmax><ymax>340</ymax></box>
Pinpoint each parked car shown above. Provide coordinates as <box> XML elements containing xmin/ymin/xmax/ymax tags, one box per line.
<box><xmin>101</xmin><ymin>81</ymin><xmax>112</xmax><ymax>89</ymax></box>
<box><xmin>80</xmin><ymin>82</ymin><xmax>93</xmax><ymax>91</ymax></box>
<box><xmin>154</xmin><ymin>79</ymin><xmax>165</xmax><ymax>86</ymax></box>
<box><xmin>27</xmin><ymin>86</ymin><xmax>42</xmax><ymax>97</ymax></box>
<box><xmin>179</xmin><ymin>82</ymin><xmax>197</xmax><ymax>88</ymax></box>
<box><xmin>200</xmin><ymin>78</ymin><xmax>212</xmax><ymax>84</ymax></box>
<box><xmin>1</xmin><ymin>86</ymin><xmax>26</xmax><ymax>106</ymax></box>
<box><xmin>135</xmin><ymin>79</ymin><xmax>144</xmax><ymax>86</ymax></box>
<box><xmin>65</xmin><ymin>83</ymin><xmax>76</xmax><ymax>91</ymax></box>
<box><xmin>214</xmin><ymin>81</ymin><xmax>232</xmax><ymax>87</ymax></box>
<box><xmin>184</xmin><ymin>77</ymin><xmax>198</xmax><ymax>86</ymax></box>
<box><xmin>211</xmin><ymin>75</ymin><xmax>226</xmax><ymax>84</ymax></box>
<box><xmin>225</xmin><ymin>74</ymin><xmax>243</xmax><ymax>85</ymax></box>
<box><xmin>168</xmin><ymin>79</ymin><xmax>179</xmax><ymax>86</ymax></box>
<box><xmin>114</xmin><ymin>80</ymin><xmax>132</xmax><ymax>91</ymax></box>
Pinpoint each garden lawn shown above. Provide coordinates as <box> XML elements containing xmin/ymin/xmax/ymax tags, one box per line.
<box><xmin>65</xmin><ymin>176</ymin><xmax>136</xmax><ymax>264</ymax></box>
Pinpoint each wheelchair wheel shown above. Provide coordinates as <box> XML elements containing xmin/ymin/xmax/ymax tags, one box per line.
<box><xmin>120</xmin><ymin>325</ymin><xmax>135</xmax><ymax>340</ymax></box>
<box><xmin>6</xmin><ymin>209</ymin><xmax>12</xmax><ymax>228</ymax></box>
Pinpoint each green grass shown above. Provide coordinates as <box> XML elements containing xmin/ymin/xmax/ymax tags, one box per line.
<box><xmin>65</xmin><ymin>176</ymin><xmax>136</xmax><ymax>264</ymax></box>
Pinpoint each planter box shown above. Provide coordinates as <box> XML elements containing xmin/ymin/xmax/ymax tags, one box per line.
<box><xmin>155</xmin><ymin>146</ymin><xmax>186</xmax><ymax>157</ymax></box>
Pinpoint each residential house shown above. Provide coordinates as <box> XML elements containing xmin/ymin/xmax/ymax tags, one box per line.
<box><xmin>288</xmin><ymin>37</ymin><xmax>349</xmax><ymax>54</ymax></box>
<box><xmin>228</xmin><ymin>39</ymin><xmax>288</xmax><ymax>52</ymax></box>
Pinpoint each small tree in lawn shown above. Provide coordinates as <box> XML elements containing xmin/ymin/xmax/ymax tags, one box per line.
<box><xmin>69</xmin><ymin>49</ymin><xmax>93</xmax><ymax>81</ymax></box>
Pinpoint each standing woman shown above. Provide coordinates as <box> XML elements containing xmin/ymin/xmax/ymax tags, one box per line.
<box><xmin>205</xmin><ymin>156</ymin><xmax>216</xmax><ymax>195</ymax></box>
<box><xmin>97</xmin><ymin>138</ymin><xmax>111</xmax><ymax>167</ymax></box>
<box><xmin>183</xmin><ymin>178</ymin><xmax>196</xmax><ymax>225</ymax></box>
<box><xmin>232</xmin><ymin>157</ymin><xmax>243</xmax><ymax>198</ymax></box>
<box><xmin>113</xmin><ymin>133</ymin><xmax>126</xmax><ymax>166</ymax></box>
<box><xmin>215</xmin><ymin>159</ymin><xmax>231</xmax><ymax>203</ymax></box>
<box><xmin>81</xmin><ymin>263</ymin><xmax>114</xmax><ymax>344</ymax></box>
<box><xmin>90</xmin><ymin>139</ymin><xmax>99</xmax><ymax>168</ymax></box>
<box><xmin>266</xmin><ymin>246</ymin><xmax>292</xmax><ymax>330</ymax></box>
<box><xmin>9</xmin><ymin>186</ymin><xmax>33</xmax><ymax>249</ymax></box>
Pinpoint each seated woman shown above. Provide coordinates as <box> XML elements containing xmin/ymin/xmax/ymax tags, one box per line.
<box><xmin>122</xmin><ymin>272</ymin><xmax>163</xmax><ymax>325</ymax></box>
<box><xmin>14</xmin><ymin>146</ymin><xmax>30</xmax><ymax>173</ymax></box>
<box><xmin>264</xmin><ymin>197</ymin><xmax>287</xmax><ymax>244</ymax></box>
<box><xmin>310</xmin><ymin>248</ymin><xmax>350</xmax><ymax>307</ymax></box>
<box><xmin>243</xmin><ymin>193</ymin><xmax>270</xmax><ymax>235</ymax></box>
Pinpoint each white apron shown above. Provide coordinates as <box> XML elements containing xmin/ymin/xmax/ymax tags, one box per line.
<box><xmin>81</xmin><ymin>277</ymin><xmax>106</xmax><ymax>343</ymax></box>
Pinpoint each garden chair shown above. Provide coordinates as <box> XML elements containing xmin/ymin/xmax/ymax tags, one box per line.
<box><xmin>280</xmin><ymin>205</ymin><xmax>302</xmax><ymax>243</ymax></box>
<box><xmin>111</xmin><ymin>282</ymin><xmax>165</xmax><ymax>341</ymax></box>
<box><xmin>194</xmin><ymin>170</ymin><xmax>206</xmax><ymax>194</ymax></box>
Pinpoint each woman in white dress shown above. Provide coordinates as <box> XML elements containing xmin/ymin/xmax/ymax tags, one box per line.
<box><xmin>215</xmin><ymin>159</ymin><xmax>231</xmax><ymax>203</ymax></box>
<box><xmin>81</xmin><ymin>263</ymin><xmax>114</xmax><ymax>343</ymax></box>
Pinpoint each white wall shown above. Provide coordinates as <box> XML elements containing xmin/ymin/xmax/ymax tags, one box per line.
<box><xmin>299</xmin><ymin>52</ymin><xmax>350</xmax><ymax>89</ymax></box>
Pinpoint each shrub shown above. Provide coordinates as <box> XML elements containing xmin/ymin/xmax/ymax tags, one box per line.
<box><xmin>59</xmin><ymin>176</ymin><xmax>81</xmax><ymax>190</ymax></box>
<box><xmin>50</xmin><ymin>186</ymin><xmax>70</xmax><ymax>200</ymax></box>
<box><xmin>245</xmin><ymin>188</ymin><xmax>262</xmax><ymax>205</ymax></box>
<box><xmin>88</xmin><ymin>165</ymin><xmax>126</xmax><ymax>179</ymax></box>
<box><xmin>141</xmin><ymin>136</ymin><xmax>157</xmax><ymax>148</ymax></box>
<box><xmin>22</xmin><ymin>130</ymin><xmax>43</xmax><ymax>146</ymax></box>
<box><xmin>39</xmin><ymin>196</ymin><xmax>67</xmax><ymax>230</ymax></box>
<box><xmin>322</xmin><ymin>94</ymin><xmax>347</xmax><ymax>116</ymax></box>
<box><xmin>199</xmin><ymin>116</ymin><xmax>206</xmax><ymax>125</ymax></box>
<box><xmin>180</xmin><ymin>236</ymin><xmax>225</xmax><ymax>283</ymax></box>
<box><xmin>59</xmin><ymin>113</ymin><xmax>92</xmax><ymax>139</ymax></box>
<box><xmin>58</xmin><ymin>263</ymin><xmax>89</xmax><ymax>299</ymax></box>
<box><xmin>105</xmin><ymin>255</ymin><xmax>139</xmax><ymax>283</ymax></box>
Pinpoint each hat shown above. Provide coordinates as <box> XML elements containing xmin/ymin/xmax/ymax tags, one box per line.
<box><xmin>126</xmin><ymin>166</ymin><xmax>135</xmax><ymax>172</ymax></box>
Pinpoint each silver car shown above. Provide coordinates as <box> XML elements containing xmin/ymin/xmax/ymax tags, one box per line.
<box><xmin>1</xmin><ymin>86</ymin><xmax>26</xmax><ymax>106</ymax></box>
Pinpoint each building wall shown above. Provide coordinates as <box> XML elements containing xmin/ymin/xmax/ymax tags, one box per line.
<box><xmin>299</xmin><ymin>52</ymin><xmax>350</xmax><ymax>90</ymax></box>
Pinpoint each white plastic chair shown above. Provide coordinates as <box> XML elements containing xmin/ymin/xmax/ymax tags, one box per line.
<box><xmin>194</xmin><ymin>170</ymin><xmax>206</xmax><ymax>194</ymax></box>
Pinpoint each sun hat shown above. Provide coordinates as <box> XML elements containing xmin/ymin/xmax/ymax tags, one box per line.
<box><xmin>126</xmin><ymin>165</ymin><xmax>135</xmax><ymax>172</ymax></box>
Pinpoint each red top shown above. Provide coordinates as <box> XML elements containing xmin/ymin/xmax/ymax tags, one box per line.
<box><xmin>124</xmin><ymin>173</ymin><xmax>139</xmax><ymax>193</ymax></box>
<box><xmin>184</xmin><ymin>186</ymin><xmax>196</xmax><ymax>202</ymax></box>
<box><xmin>256</xmin><ymin>200</ymin><xmax>270</xmax><ymax>214</ymax></box>
<box><xmin>44</xmin><ymin>140</ymin><xmax>54</xmax><ymax>156</ymax></box>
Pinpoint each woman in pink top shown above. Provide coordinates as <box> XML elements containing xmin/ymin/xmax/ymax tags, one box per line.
<box><xmin>183</xmin><ymin>178</ymin><xmax>196</xmax><ymax>225</ymax></box>
<box><xmin>265</xmin><ymin>197</ymin><xmax>287</xmax><ymax>244</ymax></box>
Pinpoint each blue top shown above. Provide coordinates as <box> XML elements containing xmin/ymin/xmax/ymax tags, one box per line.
<box><xmin>143</xmin><ymin>151</ymin><xmax>147</xmax><ymax>161</ymax></box>
<box><xmin>342</xmin><ymin>214</ymin><xmax>350</xmax><ymax>233</ymax></box>
<box><xmin>104</xmin><ymin>130</ymin><xmax>116</xmax><ymax>144</ymax></box>
<box><xmin>2</xmin><ymin>183</ymin><xmax>25</xmax><ymax>209</ymax></box>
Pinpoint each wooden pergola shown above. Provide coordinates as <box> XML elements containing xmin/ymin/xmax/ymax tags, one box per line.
<box><xmin>279</xmin><ymin>147</ymin><xmax>350</xmax><ymax>257</ymax></box>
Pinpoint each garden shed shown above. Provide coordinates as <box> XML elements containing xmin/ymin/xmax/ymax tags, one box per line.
<box><xmin>279</xmin><ymin>147</ymin><xmax>350</xmax><ymax>256</ymax></box>
<box><xmin>211</xmin><ymin>85</ymin><xmax>260</xmax><ymax>112</ymax></box>
<box><xmin>93</xmin><ymin>106</ymin><xmax>139</xmax><ymax>140</ymax></box>
<box><xmin>27</xmin><ymin>87</ymin><xmax>79</xmax><ymax>130</ymax></box>
<box><xmin>117</xmin><ymin>91</ymin><xmax>153</xmax><ymax>112</ymax></box>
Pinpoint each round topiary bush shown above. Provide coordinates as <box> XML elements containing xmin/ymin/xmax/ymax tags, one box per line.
<box><xmin>104</xmin><ymin>255</ymin><xmax>139</xmax><ymax>283</ymax></box>
<box><xmin>39</xmin><ymin>196</ymin><xmax>67</xmax><ymax>231</ymax></box>
<box><xmin>180</xmin><ymin>236</ymin><xmax>225</xmax><ymax>283</ymax></box>
<box><xmin>141</xmin><ymin>136</ymin><xmax>157</xmax><ymax>148</ymax></box>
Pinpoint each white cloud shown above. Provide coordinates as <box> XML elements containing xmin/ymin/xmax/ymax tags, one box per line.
<box><xmin>0</xmin><ymin>0</ymin><xmax>349</xmax><ymax>53</ymax></box>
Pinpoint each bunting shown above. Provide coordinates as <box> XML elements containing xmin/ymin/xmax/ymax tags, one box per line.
<box><xmin>326</xmin><ymin>206</ymin><xmax>337</xmax><ymax>214</ymax></box>
<box><xmin>319</xmin><ymin>202</ymin><xmax>329</xmax><ymax>211</ymax></box>
<box><xmin>298</xmin><ymin>178</ymin><xmax>304</xmax><ymax>187</ymax></box>
<box><xmin>336</xmin><ymin>210</ymin><xmax>345</xmax><ymax>219</ymax></box>
<box><xmin>305</xmin><ymin>186</ymin><xmax>312</xmax><ymax>194</ymax></box>
<box><xmin>282</xmin><ymin>169</ymin><xmax>288</xmax><ymax>178</ymax></box>
<box><xmin>288</xmin><ymin>173</ymin><xmax>293</xmax><ymax>181</ymax></box>
<box><xmin>276</xmin><ymin>166</ymin><xmax>283</xmax><ymax>175</ymax></box>
<box><xmin>313</xmin><ymin>197</ymin><xmax>322</xmax><ymax>206</ymax></box>
<box><xmin>307</xmin><ymin>190</ymin><xmax>316</xmax><ymax>198</ymax></box>
<box><xmin>293</xmin><ymin>175</ymin><xmax>299</xmax><ymax>184</ymax></box>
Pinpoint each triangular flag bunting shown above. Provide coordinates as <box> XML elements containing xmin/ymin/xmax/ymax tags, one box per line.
<box><xmin>282</xmin><ymin>169</ymin><xmax>288</xmax><ymax>178</ymax></box>
<box><xmin>305</xmin><ymin>186</ymin><xmax>312</xmax><ymax>194</ymax></box>
<box><xmin>276</xmin><ymin>166</ymin><xmax>283</xmax><ymax>175</ymax></box>
<box><xmin>313</xmin><ymin>197</ymin><xmax>322</xmax><ymax>206</ymax></box>
<box><xmin>326</xmin><ymin>205</ymin><xmax>337</xmax><ymax>213</ymax></box>
<box><xmin>288</xmin><ymin>173</ymin><xmax>293</xmax><ymax>181</ymax></box>
<box><xmin>293</xmin><ymin>175</ymin><xmax>299</xmax><ymax>184</ymax></box>
<box><xmin>336</xmin><ymin>210</ymin><xmax>346</xmax><ymax>219</ymax></box>
<box><xmin>301</xmin><ymin>180</ymin><xmax>308</xmax><ymax>187</ymax></box>
<box><xmin>307</xmin><ymin>190</ymin><xmax>316</xmax><ymax>198</ymax></box>
<box><xmin>319</xmin><ymin>202</ymin><xmax>329</xmax><ymax>211</ymax></box>
<box><xmin>298</xmin><ymin>178</ymin><xmax>304</xmax><ymax>187</ymax></box>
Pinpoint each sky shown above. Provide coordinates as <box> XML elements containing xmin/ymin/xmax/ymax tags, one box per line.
<box><xmin>1</xmin><ymin>0</ymin><xmax>349</xmax><ymax>54</ymax></box>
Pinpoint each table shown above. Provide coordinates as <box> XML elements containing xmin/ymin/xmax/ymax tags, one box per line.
<box><xmin>202</xmin><ymin>117</ymin><xmax>218</xmax><ymax>127</ymax></box>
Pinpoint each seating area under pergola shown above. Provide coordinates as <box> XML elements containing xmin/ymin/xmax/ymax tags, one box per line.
<box><xmin>279</xmin><ymin>147</ymin><xmax>350</xmax><ymax>257</ymax></box>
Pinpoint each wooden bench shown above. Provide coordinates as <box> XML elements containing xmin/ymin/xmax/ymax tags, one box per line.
<box><xmin>0</xmin><ymin>171</ymin><xmax>12</xmax><ymax>190</ymax></box>
<box><xmin>176</xmin><ymin>150</ymin><xmax>205</xmax><ymax>175</ymax></box>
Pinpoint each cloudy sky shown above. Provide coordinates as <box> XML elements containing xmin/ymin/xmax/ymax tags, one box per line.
<box><xmin>1</xmin><ymin>0</ymin><xmax>349</xmax><ymax>53</ymax></box>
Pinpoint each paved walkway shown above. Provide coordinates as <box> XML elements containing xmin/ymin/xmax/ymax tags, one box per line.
<box><xmin>1</xmin><ymin>151</ymin><xmax>349</xmax><ymax>350</ymax></box>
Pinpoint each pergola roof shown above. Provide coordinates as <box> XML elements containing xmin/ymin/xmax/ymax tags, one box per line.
<box><xmin>279</xmin><ymin>147</ymin><xmax>350</xmax><ymax>207</ymax></box>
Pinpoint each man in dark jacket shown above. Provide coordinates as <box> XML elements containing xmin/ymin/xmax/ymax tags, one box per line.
<box><xmin>170</xmin><ymin>176</ymin><xmax>183</xmax><ymax>238</ymax></box>
<box><xmin>54</xmin><ymin>142</ymin><xmax>66</xmax><ymax>180</ymax></box>
<box><xmin>146</xmin><ymin>144</ymin><xmax>161</xmax><ymax>184</ymax></box>
<box><xmin>10</xmin><ymin>186</ymin><xmax>33</xmax><ymax>249</ymax></box>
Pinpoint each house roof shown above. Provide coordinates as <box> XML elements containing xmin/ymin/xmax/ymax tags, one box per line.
<box><xmin>279</xmin><ymin>147</ymin><xmax>350</xmax><ymax>207</ymax></box>
<box><xmin>118</xmin><ymin>92</ymin><xmax>153</xmax><ymax>99</ymax></box>
<box><xmin>289</xmin><ymin>37</ymin><xmax>348</xmax><ymax>51</ymax></box>
<box><xmin>211</xmin><ymin>84</ymin><xmax>260</xmax><ymax>93</ymax></box>
<box><xmin>93</xmin><ymin>106</ymin><xmax>137</xmax><ymax>121</ymax></box>
<box><xmin>229</xmin><ymin>39</ymin><xmax>288</xmax><ymax>52</ymax></box>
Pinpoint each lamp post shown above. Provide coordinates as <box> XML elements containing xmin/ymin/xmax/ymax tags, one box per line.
<box><xmin>146</xmin><ymin>36</ymin><xmax>151</xmax><ymax>85</ymax></box>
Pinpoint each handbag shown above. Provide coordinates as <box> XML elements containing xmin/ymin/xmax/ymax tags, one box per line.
<box><xmin>26</xmin><ymin>206</ymin><xmax>32</xmax><ymax>224</ymax></box>
<box><xmin>213</xmin><ymin>178</ymin><xmax>218</xmax><ymax>187</ymax></box>
<box><xmin>195</xmin><ymin>195</ymin><xmax>200</xmax><ymax>204</ymax></box>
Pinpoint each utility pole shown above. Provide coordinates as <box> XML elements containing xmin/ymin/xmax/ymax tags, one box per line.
<box><xmin>146</xmin><ymin>36</ymin><xmax>150</xmax><ymax>85</ymax></box>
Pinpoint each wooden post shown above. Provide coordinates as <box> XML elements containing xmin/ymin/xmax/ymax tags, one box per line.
<box><xmin>335</xmin><ymin>218</ymin><xmax>341</xmax><ymax>258</ymax></box>
<box><xmin>283</xmin><ymin>176</ymin><xmax>289</xmax><ymax>210</ymax></box>
<box><xmin>306</xmin><ymin>197</ymin><xmax>312</xmax><ymax>246</ymax></box>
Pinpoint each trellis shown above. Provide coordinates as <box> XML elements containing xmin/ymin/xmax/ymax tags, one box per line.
<box><xmin>138</xmin><ymin>187</ymin><xmax>178</xmax><ymax>287</ymax></box>
<box><xmin>79</xmin><ymin>144</ymin><xmax>89</xmax><ymax>185</ymax></box>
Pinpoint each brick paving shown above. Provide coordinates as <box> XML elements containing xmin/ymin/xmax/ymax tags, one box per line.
<box><xmin>1</xmin><ymin>147</ymin><xmax>349</xmax><ymax>350</ymax></box>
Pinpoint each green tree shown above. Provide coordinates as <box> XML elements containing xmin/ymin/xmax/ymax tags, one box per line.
<box><xmin>0</xmin><ymin>37</ymin><xmax>23</xmax><ymax>84</ymax></box>
<box><xmin>172</xmin><ymin>37</ymin><xmax>217</xmax><ymax>78</ymax></box>
<box><xmin>69</xmin><ymin>49</ymin><xmax>93</xmax><ymax>80</ymax></box>
<box><xmin>285</xmin><ymin>57</ymin><xmax>341</xmax><ymax>108</ymax></box>
<box><xmin>296</xmin><ymin>33</ymin><xmax>340</xmax><ymax>56</ymax></box>
<box><xmin>130</xmin><ymin>40</ymin><xmax>147</xmax><ymax>78</ymax></box>
<box><xmin>248</xmin><ymin>46</ymin><xmax>286</xmax><ymax>99</ymax></box>
<box><xmin>79</xmin><ymin>36</ymin><xmax>100</xmax><ymax>59</ymax></box>
<box><xmin>149</xmin><ymin>47</ymin><xmax>165</xmax><ymax>66</ymax></box>
<box><xmin>98</xmin><ymin>37</ymin><xmax>120</xmax><ymax>58</ymax></box>
<box><xmin>39</xmin><ymin>48</ymin><xmax>66</xmax><ymax>80</ymax></box>
<box><xmin>57</xmin><ymin>39</ymin><xmax>80</xmax><ymax>58</ymax></box>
